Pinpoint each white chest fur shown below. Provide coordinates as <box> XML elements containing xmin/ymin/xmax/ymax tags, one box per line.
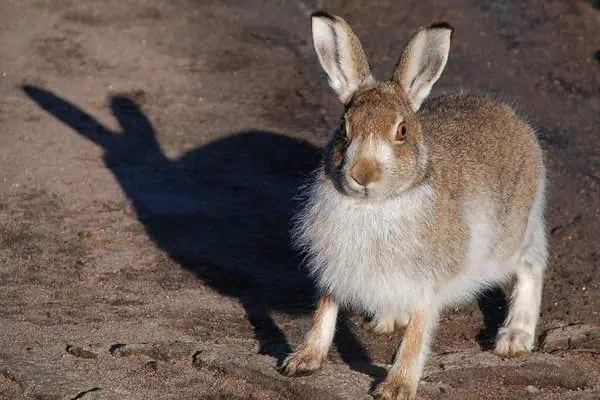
<box><xmin>294</xmin><ymin>179</ymin><xmax>437</xmax><ymax>316</ymax></box>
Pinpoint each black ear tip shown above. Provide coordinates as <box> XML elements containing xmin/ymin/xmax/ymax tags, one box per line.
<box><xmin>429</xmin><ymin>21</ymin><xmax>454</xmax><ymax>36</ymax></box>
<box><xmin>311</xmin><ymin>10</ymin><xmax>335</xmax><ymax>20</ymax></box>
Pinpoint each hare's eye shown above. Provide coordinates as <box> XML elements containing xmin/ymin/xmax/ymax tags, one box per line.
<box><xmin>396</xmin><ymin>123</ymin><xmax>408</xmax><ymax>143</ymax></box>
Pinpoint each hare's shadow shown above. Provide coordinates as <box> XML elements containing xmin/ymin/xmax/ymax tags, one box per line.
<box><xmin>22</xmin><ymin>85</ymin><xmax>381</xmax><ymax>377</ymax></box>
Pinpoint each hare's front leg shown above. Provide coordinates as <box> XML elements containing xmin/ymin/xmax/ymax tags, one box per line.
<box><xmin>373</xmin><ymin>310</ymin><xmax>437</xmax><ymax>400</ymax></box>
<box><xmin>495</xmin><ymin>253</ymin><xmax>546</xmax><ymax>356</ymax></box>
<box><xmin>281</xmin><ymin>296</ymin><xmax>338</xmax><ymax>376</ymax></box>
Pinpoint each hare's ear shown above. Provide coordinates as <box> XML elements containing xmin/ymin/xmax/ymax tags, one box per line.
<box><xmin>312</xmin><ymin>12</ymin><xmax>373</xmax><ymax>104</ymax></box>
<box><xmin>393</xmin><ymin>23</ymin><xmax>453</xmax><ymax>112</ymax></box>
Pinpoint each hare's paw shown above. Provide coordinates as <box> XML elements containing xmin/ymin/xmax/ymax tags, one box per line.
<box><xmin>372</xmin><ymin>379</ymin><xmax>416</xmax><ymax>400</ymax></box>
<box><xmin>366</xmin><ymin>317</ymin><xmax>396</xmax><ymax>335</ymax></box>
<box><xmin>280</xmin><ymin>345</ymin><xmax>324</xmax><ymax>377</ymax></box>
<box><xmin>366</xmin><ymin>313</ymin><xmax>410</xmax><ymax>335</ymax></box>
<box><xmin>495</xmin><ymin>327</ymin><xmax>534</xmax><ymax>357</ymax></box>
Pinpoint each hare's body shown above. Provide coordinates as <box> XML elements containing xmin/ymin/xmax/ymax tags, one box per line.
<box><xmin>282</xmin><ymin>13</ymin><xmax>547</xmax><ymax>400</ymax></box>
<box><xmin>296</xmin><ymin>94</ymin><xmax>546</xmax><ymax>318</ymax></box>
<box><xmin>297</xmin><ymin>176</ymin><xmax>436</xmax><ymax>316</ymax></box>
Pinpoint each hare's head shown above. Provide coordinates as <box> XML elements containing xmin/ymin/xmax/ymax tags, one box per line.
<box><xmin>312</xmin><ymin>12</ymin><xmax>453</xmax><ymax>199</ymax></box>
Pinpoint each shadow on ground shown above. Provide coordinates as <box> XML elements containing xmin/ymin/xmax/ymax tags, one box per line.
<box><xmin>22</xmin><ymin>85</ymin><xmax>381</xmax><ymax>377</ymax></box>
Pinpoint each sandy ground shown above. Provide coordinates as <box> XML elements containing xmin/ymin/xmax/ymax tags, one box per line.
<box><xmin>0</xmin><ymin>0</ymin><xmax>599</xmax><ymax>399</ymax></box>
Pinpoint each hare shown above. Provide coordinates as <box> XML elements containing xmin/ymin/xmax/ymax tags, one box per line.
<box><xmin>280</xmin><ymin>11</ymin><xmax>548</xmax><ymax>400</ymax></box>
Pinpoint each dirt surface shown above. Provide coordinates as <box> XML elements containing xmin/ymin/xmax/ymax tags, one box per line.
<box><xmin>0</xmin><ymin>0</ymin><xmax>599</xmax><ymax>399</ymax></box>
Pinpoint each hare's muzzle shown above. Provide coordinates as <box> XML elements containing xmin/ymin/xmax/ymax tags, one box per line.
<box><xmin>345</xmin><ymin>158</ymin><xmax>383</xmax><ymax>196</ymax></box>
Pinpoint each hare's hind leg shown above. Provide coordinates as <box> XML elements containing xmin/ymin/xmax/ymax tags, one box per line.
<box><xmin>281</xmin><ymin>296</ymin><xmax>338</xmax><ymax>376</ymax></box>
<box><xmin>366</xmin><ymin>312</ymin><xmax>410</xmax><ymax>334</ymax></box>
<box><xmin>495</xmin><ymin>219</ymin><xmax>547</xmax><ymax>357</ymax></box>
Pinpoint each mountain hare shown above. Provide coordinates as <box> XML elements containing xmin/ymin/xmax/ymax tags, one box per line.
<box><xmin>280</xmin><ymin>11</ymin><xmax>548</xmax><ymax>400</ymax></box>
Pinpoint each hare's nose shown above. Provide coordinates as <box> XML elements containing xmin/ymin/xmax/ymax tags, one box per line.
<box><xmin>349</xmin><ymin>159</ymin><xmax>382</xmax><ymax>187</ymax></box>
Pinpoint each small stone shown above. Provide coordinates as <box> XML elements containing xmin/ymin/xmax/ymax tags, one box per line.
<box><xmin>66</xmin><ymin>345</ymin><xmax>97</xmax><ymax>359</ymax></box>
<box><xmin>143</xmin><ymin>360</ymin><xmax>158</xmax><ymax>372</ymax></box>
<box><xmin>438</xmin><ymin>383</ymin><xmax>452</xmax><ymax>394</ymax></box>
<box><xmin>541</xmin><ymin>324</ymin><xmax>600</xmax><ymax>352</ymax></box>
<box><xmin>526</xmin><ymin>385</ymin><xmax>540</xmax><ymax>393</ymax></box>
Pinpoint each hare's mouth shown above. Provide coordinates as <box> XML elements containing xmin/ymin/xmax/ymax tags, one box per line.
<box><xmin>347</xmin><ymin>188</ymin><xmax>370</xmax><ymax>199</ymax></box>
<box><xmin>342</xmin><ymin>180</ymin><xmax>385</xmax><ymax>201</ymax></box>
<box><xmin>343</xmin><ymin>177</ymin><xmax>368</xmax><ymax>198</ymax></box>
